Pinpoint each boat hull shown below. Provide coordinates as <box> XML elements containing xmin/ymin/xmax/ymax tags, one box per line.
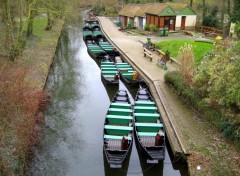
<box><xmin>134</xmin><ymin>87</ymin><xmax>165</xmax><ymax>162</ymax></box>
<box><xmin>103</xmin><ymin>90</ymin><xmax>133</xmax><ymax>168</ymax></box>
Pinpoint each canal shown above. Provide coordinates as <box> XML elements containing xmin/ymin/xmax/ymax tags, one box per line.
<box><xmin>28</xmin><ymin>11</ymin><xmax>188</xmax><ymax>176</ymax></box>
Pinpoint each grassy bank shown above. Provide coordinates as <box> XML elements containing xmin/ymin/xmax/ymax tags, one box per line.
<box><xmin>155</xmin><ymin>40</ymin><xmax>213</xmax><ymax>65</ymax></box>
<box><xmin>0</xmin><ymin>16</ymin><xmax>64</xmax><ymax>175</ymax></box>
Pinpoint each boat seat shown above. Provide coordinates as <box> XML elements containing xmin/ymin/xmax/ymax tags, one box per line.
<box><xmin>134</xmin><ymin>106</ymin><xmax>158</xmax><ymax>113</ymax></box>
<box><xmin>110</xmin><ymin>103</ymin><xmax>131</xmax><ymax>109</ymax></box>
<box><xmin>115</xmin><ymin>63</ymin><xmax>129</xmax><ymax>65</ymax></box>
<box><xmin>101</xmin><ymin>62</ymin><xmax>114</xmax><ymax>65</ymax></box>
<box><xmin>134</xmin><ymin>113</ymin><xmax>160</xmax><ymax>122</ymax></box>
<box><xmin>139</xmin><ymin>89</ymin><xmax>148</xmax><ymax>94</ymax></box>
<box><xmin>135</xmin><ymin>101</ymin><xmax>155</xmax><ymax>107</ymax></box>
<box><xmin>116</xmin><ymin>65</ymin><xmax>132</xmax><ymax>68</ymax></box>
<box><xmin>117</xmin><ymin>91</ymin><xmax>127</xmax><ymax>96</ymax></box>
<box><xmin>108</xmin><ymin>108</ymin><xmax>132</xmax><ymax>116</ymax></box>
<box><xmin>102</xmin><ymin>71</ymin><xmax>118</xmax><ymax>74</ymax></box>
<box><xmin>104</xmin><ymin>125</ymin><xmax>133</xmax><ymax>135</ymax></box>
<box><xmin>101</xmin><ymin>64</ymin><xmax>116</xmax><ymax>68</ymax></box>
<box><xmin>118</xmin><ymin>68</ymin><xmax>134</xmax><ymax>72</ymax></box>
<box><xmin>102</xmin><ymin>68</ymin><xmax>117</xmax><ymax>71</ymax></box>
<box><xmin>115</xmin><ymin>97</ymin><xmax>128</xmax><ymax>102</ymax></box>
<box><xmin>135</xmin><ymin>123</ymin><xmax>163</xmax><ymax>132</ymax></box>
<box><xmin>104</xmin><ymin>135</ymin><xmax>132</xmax><ymax>140</ymax></box>
<box><xmin>103</xmin><ymin>75</ymin><xmax>115</xmax><ymax>78</ymax></box>
<box><xmin>137</xmin><ymin>132</ymin><xmax>158</xmax><ymax>137</ymax></box>
<box><xmin>106</xmin><ymin>115</ymin><xmax>132</xmax><ymax>125</ymax></box>
<box><xmin>137</xmin><ymin>95</ymin><xmax>151</xmax><ymax>100</ymax></box>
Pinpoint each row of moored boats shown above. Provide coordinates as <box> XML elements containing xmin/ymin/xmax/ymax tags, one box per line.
<box><xmin>83</xmin><ymin>18</ymin><xmax>165</xmax><ymax>168</ymax></box>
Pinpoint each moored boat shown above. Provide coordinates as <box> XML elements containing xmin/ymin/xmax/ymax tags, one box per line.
<box><xmin>86</xmin><ymin>39</ymin><xmax>105</xmax><ymax>58</ymax></box>
<box><xmin>134</xmin><ymin>87</ymin><xmax>165</xmax><ymax>163</ymax></box>
<box><xmin>111</xmin><ymin>51</ymin><xmax>144</xmax><ymax>85</ymax></box>
<box><xmin>103</xmin><ymin>90</ymin><xmax>133</xmax><ymax>168</ymax></box>
<box><xmin>101</xmin><ymin>59</ymin><xmax>119</xmax><ymax>85</ymax></box>
<box><xmin>98</xmin><ymin>41</ymin><xmax>116</xmax><ymax>57</ymax></box>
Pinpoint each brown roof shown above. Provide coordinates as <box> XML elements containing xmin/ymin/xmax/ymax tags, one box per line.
<box><xmin>119</xmin><ymin>2</ymin><xmax>192</xmax><ymax>17</ymax></box>
<box><xmin>135</xmin><ymin>3</ymin><xmax>156</xmax><ymax>17</ymax></box>
<box><xmin>145</xmin><ymin>3</ymin><xmax>169</xmax><ymax>16</ymax></box>
<box><xmin>118</xmin><ymin>4</ymin><xmax>143</xmax><ymax>18</ymax></box>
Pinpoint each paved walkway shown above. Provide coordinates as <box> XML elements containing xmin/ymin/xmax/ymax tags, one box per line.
<box><xmin>98</xmin><ymin>16</ymin><xmax>189</xmax><ymax>156</ymax></box>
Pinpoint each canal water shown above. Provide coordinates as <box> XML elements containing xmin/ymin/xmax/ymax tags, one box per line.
<box><xmin>28</xmin><ymin>12</ymin><xmax>188</xmax><ymax>176</ymax></box>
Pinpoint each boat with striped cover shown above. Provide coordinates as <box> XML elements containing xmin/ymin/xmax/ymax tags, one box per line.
<box><xmin>134</xmin><ymin>87</ymin><xmax>165</xmax><ymax>163</ymax></box>
<box><xmin>111</xmin><ymin>51</ymin><xmax>144</xmax><ymax>85</ymax></box>
<box><xmin>103</xmin><ymin>90</ymin><xmax>133</xmax><ymax>168</ymax></box>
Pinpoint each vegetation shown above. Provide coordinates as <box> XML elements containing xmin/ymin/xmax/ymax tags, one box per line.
<box><xmin>155</xmin><ymin>40</ymin><xmax>214</xmax><ymax>64</ymax></box>
<box><xmin>165</xmin><ymin>41</ymin><xmax>240</xmax><ymax>149</ymax></box>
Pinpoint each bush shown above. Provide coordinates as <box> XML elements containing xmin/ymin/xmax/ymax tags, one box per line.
<box><xmin>149</xmin><ymin>23</ymin><xmax>157</xmax><ymax>32</ymax></box>
<box><xmin>165</xmin><ymin>71</ymin><xmax>240</xmax><ymax>149</ymax></box>
<box><xmin>144</xmin><ymin>24</ymin><xmax>150</xmax><ymax>31</ymax></box>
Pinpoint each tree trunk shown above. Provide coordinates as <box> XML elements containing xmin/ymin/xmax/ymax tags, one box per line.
<box><xmin>202</xmin><ymin>0</ymin><xmax>206</xmax><ymax>25</ymax></box>
<box><xmin>4</xmin><ymin>0</ymin><xmax>14</xmax><ymax>49</ymax></box>
<box><xmin>190</xmin><ymin>0</ymin><xmax>193</xmax><ymax>8</ymax></box>
<box><xmin>45</xmin><ymin>11</ymin><xmax>53</xmax><ymax>31</ymax></box>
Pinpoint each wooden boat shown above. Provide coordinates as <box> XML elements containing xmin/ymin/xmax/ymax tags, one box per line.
<box><xmin>103</xmin><ymin>90</ymin><xmax>133</xmax><ymax>168</ymax></box>
<box><xmin>83</xmin><ymin>28</ymin><xmax>93</xmax><ymax>41</ymax></box>
<box><xmin>134</xmin><ymin>87</ymin><xmax>165</xmax><ymax>163</ymax></box>
<box><xmin>85</xmin><ymin>39</ymin><xmax>105</xmax><ymax>58</ymax></box>
<box><xmin>111</xmin><ymin>51</ymin><xmax>144</xmax><ymax>85</ymax></box>
<box><xmin>98</xmin><ymin>41</ymin><xmax>116</xmax><ymax>58</ymax></box>
<box><xmin>101</xmin><ymin>57</ymin><xmax>119</xmax><ymax>85</ymax></box>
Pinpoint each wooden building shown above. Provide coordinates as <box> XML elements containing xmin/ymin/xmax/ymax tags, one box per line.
<box><xmin>118</xmin><ymin>3</ymin><xmax>196</xmax><ymax>31</ymax></box>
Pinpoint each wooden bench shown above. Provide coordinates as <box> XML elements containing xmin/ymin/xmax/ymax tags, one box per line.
<box><xmin>143</xmin><ymin>48</ymin><xmax>153</xmax><ymax>61</ymax></box>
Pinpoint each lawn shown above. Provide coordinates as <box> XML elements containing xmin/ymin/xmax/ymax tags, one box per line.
<box><xmin>23</xmin><ymin>17</ymin><xmax>62</xmax><ymax>46</ymax></box>
<box><xmin>155</xmin><ymin>40</ymin><xmax>214</xmax><ymax>65</ymax></box>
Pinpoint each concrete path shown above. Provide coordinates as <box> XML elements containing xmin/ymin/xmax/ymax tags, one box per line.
<box><xmin>97</xmin><ymin>16</ymin><xmax>189</xmax><ymax>156</ymax></box>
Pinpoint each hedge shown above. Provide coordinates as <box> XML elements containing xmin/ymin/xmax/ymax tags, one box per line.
<box><xmin>164</xmin><ymin>71</ymin><xmax>240</xmax><ymax>149</ymax></box>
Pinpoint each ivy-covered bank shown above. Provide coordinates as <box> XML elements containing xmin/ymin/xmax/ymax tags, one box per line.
<box><xmin>0</xmin><ymin>17</ymin><xmax>64</xmax><ymax>176</ymax></box>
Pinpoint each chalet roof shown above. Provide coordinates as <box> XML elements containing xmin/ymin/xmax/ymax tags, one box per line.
<box><xmin>144</xmin><ymin>3</ymin><xmax>169</xmax><ymax>16</ymax></box>
<box><xmin>118</xmin><ymin>2</ymin><xmax>196</xmax><ymax>17</ymax></box>
<box><xmin>135</xmin><ymin>4</ymin><xmax>153</xmax><ymax>17</ymax></box>
<box><xmin>118</xmin><ymin>4</ymin><xmax>142</xmax><ymax>18</ymax></box>
<box><xmin>165</xmin><ymin>2</ymin><xmax>196</xmax><ymax>15</ymax></box>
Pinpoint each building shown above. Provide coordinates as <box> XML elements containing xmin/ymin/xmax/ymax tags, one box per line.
<box><xmin>118</xmin><ymin>3</ymin><xmax>196</xmax><ymax>31</ymax></box>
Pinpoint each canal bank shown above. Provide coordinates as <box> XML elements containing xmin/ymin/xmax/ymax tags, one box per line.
<box><xmin>0</xmin><ymin>18</ymin><xmax>64</xmax><ymax>175</ymax></box>
<box><xmin>97</xmin><ymin>16</ymin><xmax>240</xmax><ymax>176</ymax></box>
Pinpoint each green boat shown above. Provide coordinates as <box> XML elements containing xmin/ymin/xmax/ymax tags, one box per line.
<box><xmin>103</xmin><ymin>90</ymin><xmax>133</xmax><ymax>168</ymax></box>
<box><xmin>134</xmin><ymin>87</ymin><xmax>165</xmax><ymax>163</ymax></box>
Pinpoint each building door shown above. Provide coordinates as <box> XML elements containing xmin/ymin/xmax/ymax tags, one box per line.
<box><xmin>181</xmin><ymin>16</ymin><xmax>186</xmax><ymax>30</ymax></box>
<box><xmin>124</xmin><ymin>16</ymin><xmax>128</xmax><ymax>27</ymax></box>
<box><xmin>164</xmin><ymin>17</ymin><xmax>170</xmax><ymax>28</ymax></box>
<box><xmin>169</xmin><ymin>18</ymin><xmax>175</xmax><ymax>31</ymax></box>
<box><xmin>139</xmin><ymin>17</ymin><xmax>143</xmax><ymax>29</ymax></box>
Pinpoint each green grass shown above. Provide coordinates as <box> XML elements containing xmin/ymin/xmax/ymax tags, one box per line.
<box><xmin>23</xmin><ymin>17</ymin><xmax>61</xmax><ymax>46</ymax></box>
<box><xmin>155</xmin><ymin>40</ymin><xmax>214</xmax><ymax>64</ymax></box>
